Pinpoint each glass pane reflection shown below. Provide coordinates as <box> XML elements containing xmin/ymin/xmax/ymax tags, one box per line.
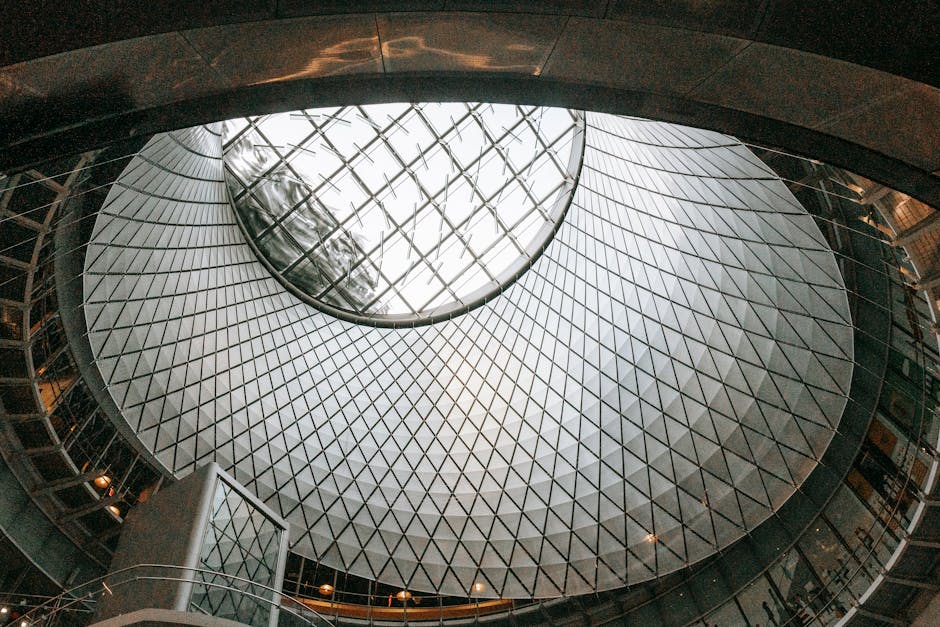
<box><xmin>223</xmin><ymin>103</ymin><xmax>583</xmax><ymax>324</ymax></box>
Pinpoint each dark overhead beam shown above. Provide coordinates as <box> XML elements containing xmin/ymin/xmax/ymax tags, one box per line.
<box><xmin>0</xmin><ymin>10</ymin><xmax>936</xmax><ymax>208</ymax></box>
<box><xmin>0</xmin><ymin>3</ymin><xmax>936</xmax><ymax>87</ymax></box>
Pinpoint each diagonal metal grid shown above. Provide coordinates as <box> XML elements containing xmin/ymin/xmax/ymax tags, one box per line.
<box><xmin>222</xmin><ymin>103</ymin><xmax>583</xmax><ymax>325</ymax></box>
<box><xmin>82</xmin><ymin>111</ymin><xmax>854</xmax><ymax>598</ymax></box>
<box><xmin>191</xmin><ymin>479</ymin><xmax>282</xmax><ymax>626</ymax></box>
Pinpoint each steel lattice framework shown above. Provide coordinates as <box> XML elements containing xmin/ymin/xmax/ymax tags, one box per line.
<box><xmin>82</xmin><ymin>112</ymin><xmax>854</xmax><ymax>598</ymax></box>
<box><xmin>222</xmin><ymin>103</ymin><xmax>583</xmax><ymax>326</ymax></box>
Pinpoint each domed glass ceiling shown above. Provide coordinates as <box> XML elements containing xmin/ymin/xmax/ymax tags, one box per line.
<box><xmin>83</xmin><ymin>110</ymin><xmax>855</xmax><ymax>598</ymax></box>
<box><xmin>222</xmin><ymin>103</ymin><xmax>584</xmax><ymax>325</ymax></box>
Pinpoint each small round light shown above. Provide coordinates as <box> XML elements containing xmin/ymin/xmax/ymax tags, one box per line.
<box><xmin>644</xmin><ymin>533</ymin><xmax>657</xmax><ymax>543</ymax></box>
<box><xmin>21</xmin><ymin>620</ymin><xmax>28</xmax><ymax>627</ymax></box>
<box><xmin>93</xmin><ymin>475</ymin><xmax>112</xmax><ymax>489</ymax></box>
<box><xmin>471</xmin><ymin>582</ymin><xmax>486</xmax><ymax>594</ymax></box>
<box><xmin>106</xmin><ymin>505</ymin><xmax>121</xmax><ymax>517</ymax></box>
<box><xmin>396</xmin><ymin>590</ymin><xmax>412</xmax><ymax>601</ymax></box>
<box><xmin>318</xmin><ymin>584</ymin><xmax>334</xmax><ymax>596</ymax></box>
<box><xmin>1</xmin><ymin>607</ymin><xmax>8</xmax><ymax>614</ymax></box>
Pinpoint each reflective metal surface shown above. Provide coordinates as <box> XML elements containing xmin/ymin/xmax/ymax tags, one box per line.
<box><xmin>1</xmin><ymin>8</ymin><xmax>937</xmax><ymax>207</ymax></box>
<box><xmin>83</xmin><ymin>114</ymin><xmax>853</xmax><ymax>598</ymax></box>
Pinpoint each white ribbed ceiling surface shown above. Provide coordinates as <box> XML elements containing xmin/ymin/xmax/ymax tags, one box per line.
<box><xmin>83</xmin><ymin>110</ymin><xmax>854</xmax><ymax>598</ymax></box>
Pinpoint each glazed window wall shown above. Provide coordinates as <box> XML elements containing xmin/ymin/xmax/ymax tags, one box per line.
<box><xmin>29</xmin><ymin>226</ymin><xmax>163</xmax><ymax>526</ymax></box>
<box><xmin>30</xmin><ymin>225</ymin><xmax>79</xmax><ymax>414</ymax></box>
<box><xmin>0</xmin><ymin>152</ymin><xmax>166</xmax><ymax>563</ymax></box>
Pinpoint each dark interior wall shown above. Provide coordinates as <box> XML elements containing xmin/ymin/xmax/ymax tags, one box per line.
<box><xmin>2</xmin><ymin>2</ymin><xmax>936</xmax><ymax>87</ymax></box>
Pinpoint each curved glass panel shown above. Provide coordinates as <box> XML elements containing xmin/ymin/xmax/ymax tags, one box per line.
<box><xmin>222</xmin><ymin>103</ymin><xmax>584</xmax><ymax>325</ymax></box>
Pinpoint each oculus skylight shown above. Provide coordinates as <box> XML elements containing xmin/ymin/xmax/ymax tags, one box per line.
<box><xmin>222</xmin><ymin>103</ymin><xmax>584</xmax><ymax>325</ymax></box>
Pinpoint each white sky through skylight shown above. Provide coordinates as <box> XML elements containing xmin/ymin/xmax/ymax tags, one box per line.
<box><xmin>222</xmin><ymin>103</ymin><xmax>583</xmax><ymax>324</ymax></box>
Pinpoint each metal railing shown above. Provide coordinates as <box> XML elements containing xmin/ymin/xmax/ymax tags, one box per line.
<box><xmin>280</xmin><ymin>574</ymin><xmax>550</xmax><ymax>624</ymax></box>
<box><xmin>281</xmin><ymin>591</ymin><xmax>521</xmax><ymax>624</ymax></box>
<box><xmin>13</xmin><ymin>564</ymin><xmax>334</xmax><ymax>627</ymax></box>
